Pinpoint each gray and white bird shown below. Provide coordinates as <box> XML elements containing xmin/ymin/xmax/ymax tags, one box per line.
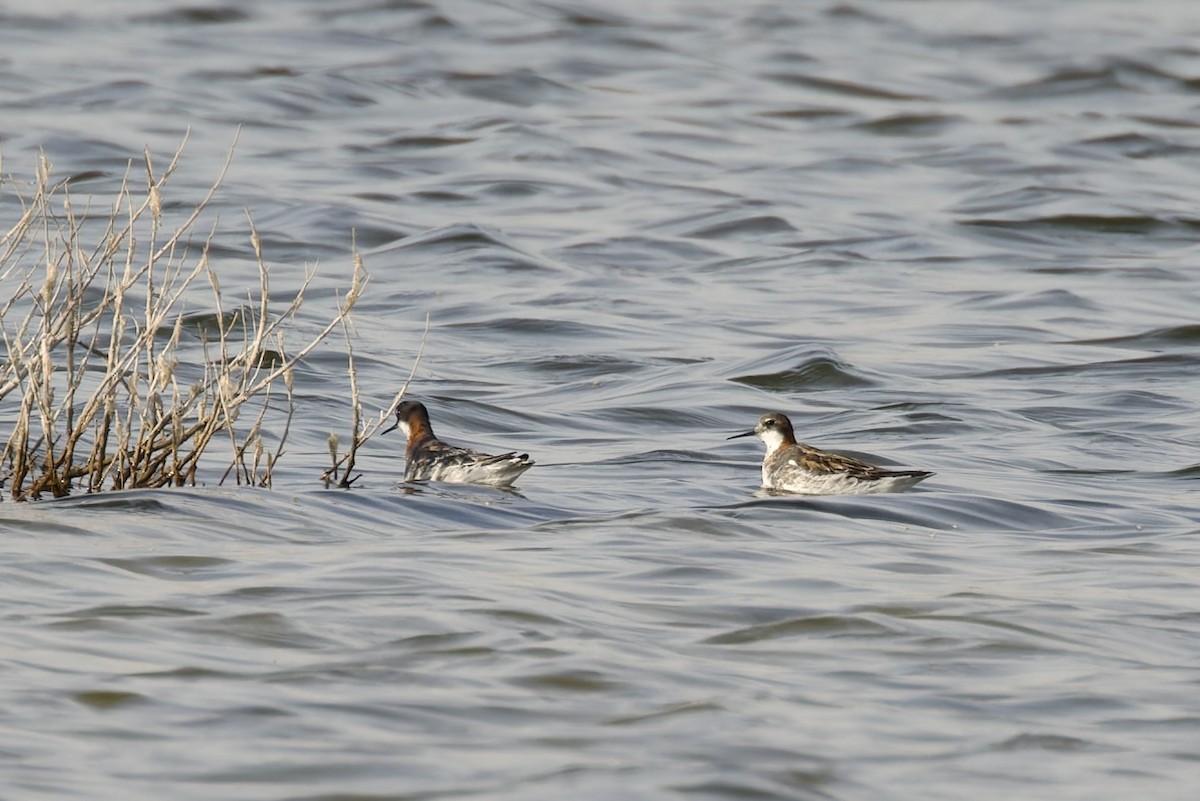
<box><xmin>728</xmin><ymin>411</ymin><xmax>932</xmax><ymax>495</ymax></box>
<box><xmin>384</xmin><ymin>400</ymin><xmax>534</xmax><ymax>487</ymax></box>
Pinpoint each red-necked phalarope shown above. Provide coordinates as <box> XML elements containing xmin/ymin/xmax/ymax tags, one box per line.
<box><xmin>383</xmin><ymin>400</ymin><xmax>534</xmax><ymax>487</ymax></box>
<box><xmin>728</xmin><ymin>412</ymin><xmax>932</xmax><ymax>495</ymax></box>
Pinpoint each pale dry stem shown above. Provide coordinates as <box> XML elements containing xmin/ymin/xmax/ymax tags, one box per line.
<box><xmin>322</xmin><ymin>307</ymin><xmax>428</xmax><ymax>489</ymax></box>
<box><xmin>0</xmin><ymin>134</ymin><xmax>365</xmax><ymax>500</ymax></box>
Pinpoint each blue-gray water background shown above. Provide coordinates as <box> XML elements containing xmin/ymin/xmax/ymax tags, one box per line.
<box><xmin>2</xmin><ymin>1</ymin><xmax>1199</xmax><ymax>799</ymax></box>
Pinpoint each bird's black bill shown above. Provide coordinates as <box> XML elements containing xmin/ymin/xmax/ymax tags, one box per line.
<box><xmin>726</xmin><ymin>430</ymin><xmax>756</xmax><ymax>440</ymax></box>
<box><xmin>381</xmin><ymin>420</ymin><xmax>399</xmax><ymax>435</ymax></box>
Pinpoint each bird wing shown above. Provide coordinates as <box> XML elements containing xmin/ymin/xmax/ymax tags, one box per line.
<box><xmin>407</xmin><ymin>440</ymin><xmax>533</xmax><ymax>484</ymax></box>
<box><xmin>795</xmin><ymin>445</ymin><xmax>913</xmax><ymax>480</ymax></box>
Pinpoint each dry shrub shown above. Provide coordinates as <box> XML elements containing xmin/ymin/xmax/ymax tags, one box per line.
<box><xmin>0</xmin><ymin>137</ymin><xmax>367</xmax><ymax>500</ymax></box>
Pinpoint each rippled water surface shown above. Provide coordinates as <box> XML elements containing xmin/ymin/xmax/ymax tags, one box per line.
<box><xmin>2</xmin><ymin>1</ymin><xmax>1200</xmax><ymax>799</ymax></box>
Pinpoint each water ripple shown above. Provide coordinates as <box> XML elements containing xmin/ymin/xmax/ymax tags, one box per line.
<box><xmin>4</xmin><ymin>2</ymin><xmax>1200</xmax><ymax>800</ymax></box>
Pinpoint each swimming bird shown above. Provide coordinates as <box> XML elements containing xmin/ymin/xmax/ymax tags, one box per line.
<box><xmin>728</xmin><ymin>412</ymin><xmax>932</xmax><ymax>495</ymax></box>
<box><xmin>383</xmin><ymin>400</ymin><xmax>534</xmax><ymax>486</ymax></box>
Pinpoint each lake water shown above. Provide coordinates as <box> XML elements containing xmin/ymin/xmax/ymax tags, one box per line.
<box><xmin>2</xmin><ymin>1</ymin><xmax>1199</xmax><ymax>799</ymax></box>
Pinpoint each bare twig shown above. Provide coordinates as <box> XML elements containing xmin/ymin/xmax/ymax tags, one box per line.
<box><xmin>0</xmin><ymin>136</ymin><xmax>365</xmax><ymax>500</ymax></box>
<box><xmin>322</xmin><ymin>310</ymin><xmax>429</xmax><ymax>488</ymax></box>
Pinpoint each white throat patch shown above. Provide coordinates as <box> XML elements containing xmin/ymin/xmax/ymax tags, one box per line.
<box><xmin>757</xmin><ymin>427</ymin><xmax>788</xmax><ymax>454</ymax></box>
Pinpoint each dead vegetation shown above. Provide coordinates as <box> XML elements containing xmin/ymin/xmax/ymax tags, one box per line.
<box><xmin>0</xmin><ymin>137</ymin><xmax>378</xmax><ymax>500</ymax></box>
